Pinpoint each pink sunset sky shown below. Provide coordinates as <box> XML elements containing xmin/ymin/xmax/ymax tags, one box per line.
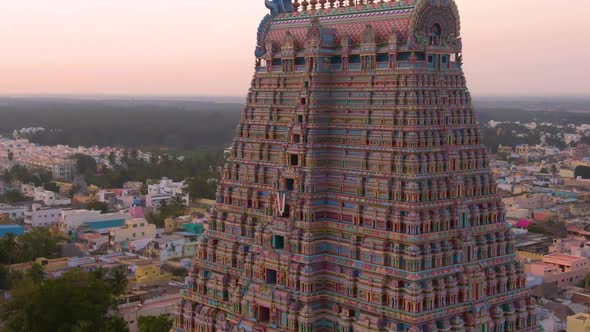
<box><xmin>0</xmin><ymin>0</ymin><xmax>588</xmax><ymax>97</ymax></box>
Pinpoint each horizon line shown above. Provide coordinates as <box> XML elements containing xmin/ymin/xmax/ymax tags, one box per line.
<box><xmin>0</xmin><ymin>93</ymin><xmax>589</xmax><ymax>100</ymax></box>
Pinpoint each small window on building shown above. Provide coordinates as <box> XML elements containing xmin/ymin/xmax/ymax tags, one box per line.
<box><xmin>266</xmin><ymin>269</ymin><xmax>277</xmax><ymax>284</ymax></box>
<box><xmin>376</xmin><ymin>53</ymin><xmax>389</xmax><ymax>63</ymax></box>
<box><xmin>300</xmin><ymin>98</ymin><xmax>306</xmax><ymax>105</ymax></box>
<box><xmin>282</xmin><ymin>205</ymin><xmax>290</xmax><ymax>218</ymax></box>
<box><xmin>272</xmin><ymin>235</ymin><xmax>285</xmax><ymax>249</ymax></box>
<box><xmin>397</xmin><ymin>52</ymin><xmax>410</xmax><ymax>61</ymax></box>
<box><xmin>290</xmin><ymin>154</ymin><xmax>300</xmax><ymax>166</ymax></box>
<box><xmin>295</xmin><ymin>57</ymin><xmax>305</xmax><ymax>65</ymax></box>
<box><xmin>286</xmin><ymin>178</ymin><xmax>295</xmax><ymax>191</ymax></box>
<box><xmin>271</xmin><ymin>58</ymin><xmax>282</xmax><ymax>66</ymax></box>
<box><xmin>331</xmin><ymin>56</ymin><xmax>342</xmax><ymax>64</ymax></box>
<box><xmin>293</xmin><ymin>134</ymin><xmax>301</xmax><ymax>143</ymax></box>
<box><xmin>349</xmin><ymin>55</ymin><xmax>361</xmax><ymax>64</ymax></box>
<box><xmin>297</xmin><ymin>115</ymin><xmax>304</xmax><ymax>123</ymax></box>
<box><xmin>259</xmin><ymin>306</ymin><xmax>271</xmax><ymax>322</ymax></box>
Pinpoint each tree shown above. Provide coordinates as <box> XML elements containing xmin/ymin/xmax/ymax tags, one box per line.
<box><xmin>138</xmin><ymin>315</ymin><xmax>173</xmax><ymax>332</ymax></box>
<box><xmin>7</xmin><ymin>150</ymin><xmax>13</xmax><ymax>168</ymax></box>
<box><xmin>0</xmin><ymin>269</ymin><xmax>127</xmax><ymax>332</ymax></box>
<box><xmin>18</xmin><ymin>227</ymin><xmax>64</xmax><ymax>262</ymax></box>
<box><xmin>74</xmin><ymin>154</ymin><xmax>98</xmax><ymax>176</ymax></box>
<box><xmin>146</xmin><ymin>196</ymin><xmax>187</xmax><ymax>228</ymax></box>
<box><xmin>27</xmin><ymin>263</ymin><xmax>47</xmax><ymax>285</ymax></box>
<box><xmin>68</xmin><ymin>184</ymin><xmax>80</xmax><ymax>198</ymax></box>
<box><xmin>106</xmin><ymin>268</ymin><xmax>128</xmax><ymax>297</ymax></box>
<box><xmin>0</xmin><ymin>213</ymin><xmax>11</xmax><ymax>225</ymax></box>
<box><xmin>0</xmin><ymin>265</ymin><xmax>11</xmax><ymax>290</ymax></box>
<box><xmin>108</xmin><ymin>151</ymin><xmax>117</xmax><ymax>167</ymax></box>
<box><xmin>43</xmin><ymin>181</ymin><xmax>61</xmax><ymax>193</ymax></box>
<box><xmin>0</xmin><ymin>191</ymin><xmax>26</xmax><ymax>204</ymax></box>
<box><xmin>0</xmin><ymin>232</ymin><xmax>20</xmax><ymax>264</ymax></box>
<box><xmin>84</xmin><ymin>201</ymin><xmax>109</xmax><ymax>213</ymax></box>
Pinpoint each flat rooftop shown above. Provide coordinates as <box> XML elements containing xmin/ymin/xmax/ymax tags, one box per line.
<box><xmin>543</xmin><ymin>253</ymin><xmax>587</xmax><ymax>265</ymax></box>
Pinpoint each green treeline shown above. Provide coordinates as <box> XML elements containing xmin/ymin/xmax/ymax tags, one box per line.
<box><xmin>0</xmin><ymin>98</ymin><xmax>242</xmax><ymax>149</ymax></box>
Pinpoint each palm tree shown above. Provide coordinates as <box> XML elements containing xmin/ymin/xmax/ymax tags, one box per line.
<box><xmin>1</xmin><ymin>233</ymin><xmax>20</xmax><ymax>265</ymax></box>
<box><xmin>7</xmin><ymin>150</ymin><xmax>13</xmax><ymax>169</ymax></box>
<box><xmin>108</xmin><ymin>268</ymin><xmax>128</xmax><ymax>297</ymax></box>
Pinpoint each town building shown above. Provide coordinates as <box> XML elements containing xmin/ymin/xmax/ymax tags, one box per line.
<box><xmin>108</xmin><ymin>218</ymin><xmax>156</xmax><ymax>247</ymax></box>
<box><xmin>146</xmin><ymin>234</ymin><xmax>185</xmax><ymax>263</ymax></box>
<box><xmin>24</xmin><ymin>203</ymin><xmax>63</xmax><ymax>229</ymax></box>
<box><xmin>525</xmin><ymin>254</ymin><xmax>590</xmax><ymax>287</ymax></box>
<box><xmin>146</xmin><ymin>177</ymin><xmax>189</xmax><ymax>209</ymax></box>
<box><xmin>32</xmin><ymin>187</ymin><xmax>71</xmax><ymax>206</ymax></box>
<box><xmin>176</xmin><ymin>1</ymin><xmax>537</xmax><ymax>331</ymax></box>
<box><xmin>146</xmin><ymin>233</ymin><xmax>199</xmax><ymax>264</ymax></box>
<box><xmin>164</xmin><ymin>215</ymin><xmax>193</xmax><ymax>234</ymax></box>
<box><xmin>0</xmin><ymin>203</ymin><xmax>25</xmax><ymax>222</ymax></box>
<box><xmin>59</xmin><ymin>209</ymin><xmax>130</xmax><ymax>234</ymax></box>
<box><xmin>567</xmin><ymin>312</ymin><xmax>590</xmax><ymax>331</ymax></box>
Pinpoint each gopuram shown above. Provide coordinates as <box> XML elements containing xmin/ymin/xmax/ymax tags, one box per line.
<box><xmin>175</xmin><ymin>0</ymin><xmax>539</xmax><ymax>331</ymax></box>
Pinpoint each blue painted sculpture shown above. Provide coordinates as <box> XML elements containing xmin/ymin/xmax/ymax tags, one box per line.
<box><xmin>265</xmin><ymin>0</ymin><xmax>293</xmax><ymax>16</ymax></box>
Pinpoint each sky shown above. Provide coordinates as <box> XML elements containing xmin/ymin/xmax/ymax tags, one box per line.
<box><xmin>0</xmin><ymin>0</ymin><xmax>588</xmax><ymax>97</ymax></box>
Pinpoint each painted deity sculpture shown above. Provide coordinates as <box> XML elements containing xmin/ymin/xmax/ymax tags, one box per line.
<box><xmin>175</xmin><ymin>0</ymin><xmax>539</xmax><ymax>331</ymax></box>
<box><xmin>265</xmin><ymin>0</ymin><xmax>294</xmax><ymax>16</ymax></box>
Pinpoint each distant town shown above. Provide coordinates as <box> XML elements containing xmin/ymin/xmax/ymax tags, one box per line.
<box><xmin>0</xmin><ymin>134</ymin><xmax>218</xmax><ymax>331</ymax></box>
<box><xmin>1</xmin><ymin>113</ymin><xmax>590</xmax><ymax>330</ymax></box>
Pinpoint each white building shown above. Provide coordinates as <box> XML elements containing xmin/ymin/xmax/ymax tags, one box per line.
<box><xmin>146</xmin><ymin>234</ymin><xmax>186</xmax><ymax>263</ymax></box>
<box><xmin>0</xmin><ymin>203</ymin><xmax>25</xmax><ymax>221</ymax></box>
<box><xmin>59</xmin><ymin>209</ymin><xmax>130</xmax><ymax>233</ymax></box>
<box><xmin>33</xmin><ymin>187</ymin><xmax>71</xmax><ymax>206</ymax></box>
<box><xmin>20</xmin><ymin>183</ymin><xmax>36</xmax><ymax>198</ymax></box>
<box><xmin>146</xmin><ymin>177</ymin><xmax>189</xmax><ymax>209</ymax></box>
<box><xmin>24</xmin><ymin>204</ymin><xmax>63</xmax><ymax>229</ymax></box>
<box><xmin>146</xmin><ymin>233</ymin><xmax>200</xmax><ymax>263</ymax></box>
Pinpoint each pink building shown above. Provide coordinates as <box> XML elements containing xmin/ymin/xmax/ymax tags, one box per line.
<box><xmin>526</xmin><ymin>254</ymin><xmax>590</xmax><ymax>287</ymax></box>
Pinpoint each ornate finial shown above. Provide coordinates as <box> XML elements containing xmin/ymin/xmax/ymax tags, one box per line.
<box><xmin>319</xmin><ymin>0</ymin><xmax>327</xmax><ymax>9</ymax></box>
<box><xmin>293</xmin><ymin>0</ymin><xmax>301</xmax><ymax>11</ymax></box>
<box><xmin>328</xmin><ymin>0</ymin><xmax>336</xmax><ymax>8</ymax></box>
<box><xmin>310</xmin><ymin>0</ymin><xmax>317</xmax><ymax>10</ymax></box>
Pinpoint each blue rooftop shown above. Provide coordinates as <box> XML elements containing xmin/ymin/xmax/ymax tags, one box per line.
<box><xmin>0</xmin><ymin>224</ymin><xmax>25</xmax><ymax>237</ymax></box>
<box><xmin>81</xmin><ymin>219</ymin><xmax>126</xmax><ymax>230</ymax></box>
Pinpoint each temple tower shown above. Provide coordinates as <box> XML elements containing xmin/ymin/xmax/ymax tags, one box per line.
<box><xmin>175</xmin><ymin>0</ymin><xmax>538</xmax><ymax>331</ymax></box>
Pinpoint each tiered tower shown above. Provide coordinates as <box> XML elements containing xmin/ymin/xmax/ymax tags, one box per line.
<box><xmin>176</xmin><ymin>0</ymin><xmax>538</xmax><ymax>331</ymax></box>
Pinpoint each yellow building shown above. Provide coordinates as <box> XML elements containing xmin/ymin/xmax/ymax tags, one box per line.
<box><xmin>109</xmin><ymin>218</ymin><xmax>156</xmax><ymax>246</ymax></box>
<box><xmin>567</xmin><ymin>313</ymin><xmax>590</xmax><ymax>331</ymax></box>
<box><xmin>9</xmin><ymin>257</ymin><xmax>69</xmax><ymax>273</ymax></box>
<box><xmin>134</xmin><ymin>261</ymin><xmax>161</xmax><ymax>283</ymax></box>
<box><xmin>164</xmin><ymin>215</ymin><xmax>192</xmax><ymax>234</ymax></box>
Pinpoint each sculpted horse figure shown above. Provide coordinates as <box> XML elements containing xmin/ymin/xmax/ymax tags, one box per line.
<box><xmin>265</xmin><ymin>0</ymin><xmax>294</xmax><ymax>16</ymax></box>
